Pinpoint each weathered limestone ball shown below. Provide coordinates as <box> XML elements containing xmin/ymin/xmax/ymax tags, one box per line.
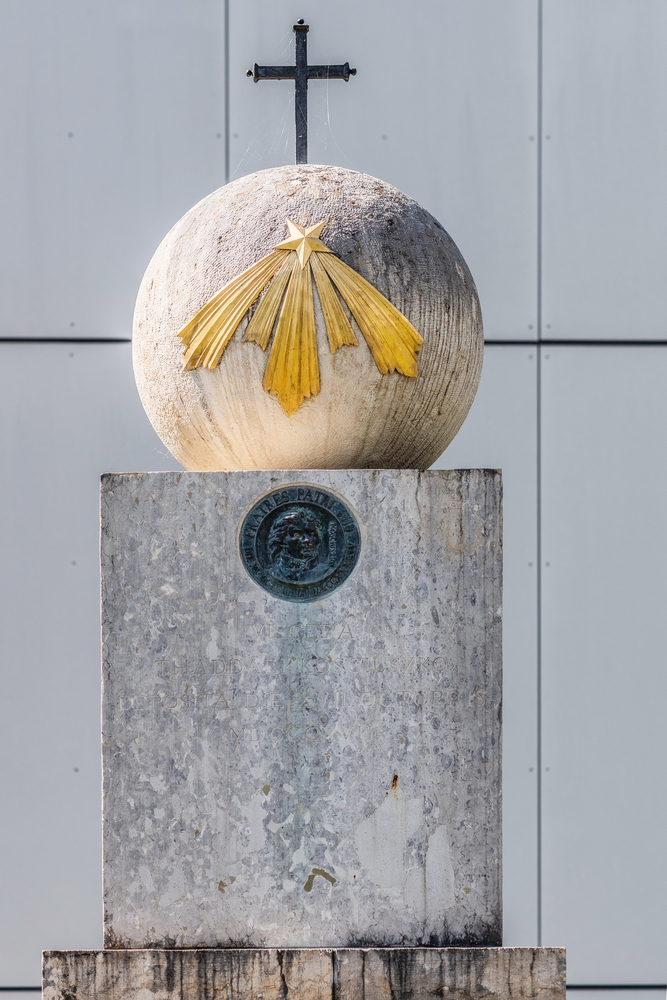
<box><xmin>133</xmin><ymin>164</ymin><xmax>483</xmax><ymax>470</ymax></box>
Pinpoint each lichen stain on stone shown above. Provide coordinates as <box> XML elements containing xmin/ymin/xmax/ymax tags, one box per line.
<box><xmin>217</xmin><ymin>876</ymin><xmax>236</xmax><ymax>893</ymax></box>
<box><xmin>303</xmin><ymin>868</ymin><xmax>336</xmax><ymax>892</ymax></box>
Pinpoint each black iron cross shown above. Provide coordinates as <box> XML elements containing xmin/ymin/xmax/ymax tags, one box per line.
<box><xmin>247</xmin><ymin>20</ymin><xmax>356</xmax><ymax>165</ymax></box>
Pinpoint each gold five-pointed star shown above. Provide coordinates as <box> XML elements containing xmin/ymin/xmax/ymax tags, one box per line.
<box><xmin>275</xmin><ymin>219</ymin><xmax>333</xmax><ymax>268</ymax></box>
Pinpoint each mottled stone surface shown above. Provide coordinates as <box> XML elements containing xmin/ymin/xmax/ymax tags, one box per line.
<box><xmin>102</xmin><ymin>470</ymin><xmax>502</xmax><ymax>948</ymax></box>
<box><xmin>44</xmin><ymin>948</ymin><xmax>564</xmax><ymax>1000</ymax></box>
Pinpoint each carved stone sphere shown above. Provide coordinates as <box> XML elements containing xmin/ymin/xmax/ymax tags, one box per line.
<box><xmin>132</xmin><ymin>164</ymin><xmax>483</xmax><ymax>470</ymax></box>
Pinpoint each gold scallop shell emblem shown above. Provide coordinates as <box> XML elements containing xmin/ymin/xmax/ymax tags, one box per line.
<box><xmin>178</xmin><ymin>219</ymin><xmax>424</xmax><ymax>415</ymax></box>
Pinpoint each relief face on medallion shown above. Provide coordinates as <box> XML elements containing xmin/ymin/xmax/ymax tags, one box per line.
<box><xmin>240</xmin><ymin>485</ymin><xmax>361</xmax><ymax>602</ymax></box>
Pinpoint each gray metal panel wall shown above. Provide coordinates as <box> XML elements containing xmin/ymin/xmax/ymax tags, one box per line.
<box><xmin>565</xmin><ymin>993</ymin><xmax>667</xmax><ymax>1000</ymax></box>
<box><xmin>0</xmin><ymin>1</ymin><xmax>226</xmax><ymax>339</ymax></box>
<box><xmin>541</xmin><ymin>346</ymin><xmax>667</xmax><ymax>980</ymax></box>
<box><xmin>0</xmin><ymin>344</ymin><xmax>180</xmax><ymax>984</ymax></box>
<box><xmin>542</xmin><ymin>0</ymin><xmax>667</xmax><ymax>340</ymax></box>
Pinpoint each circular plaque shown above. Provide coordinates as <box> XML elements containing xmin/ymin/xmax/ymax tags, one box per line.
<box><xmin>239</xmin><ymin>485</ymin><xmax>361</xmax><ymax>602</ymax></box>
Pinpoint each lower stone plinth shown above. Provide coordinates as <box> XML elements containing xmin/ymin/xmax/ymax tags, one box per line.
<box><xmin>43</xmin><ymin>947</ymin><xmax>565</xmax><ymax>1000</ymax></box>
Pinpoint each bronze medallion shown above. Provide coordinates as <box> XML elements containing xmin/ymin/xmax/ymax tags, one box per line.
<box><xmin>240</xmin><ymin>485</ymin><xmax>360</xmax><ymax>602</ymax></box>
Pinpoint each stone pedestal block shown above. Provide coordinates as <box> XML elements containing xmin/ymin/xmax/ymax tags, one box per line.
<box><xmin>43</xmin><ymin>948</ymin><xmax>565</xmax><ymax>1000</ymax></box>
<box><xmin>102</xmin><ymin>470</ymin><xmax>502</xmax><ymax>949</ymax></box>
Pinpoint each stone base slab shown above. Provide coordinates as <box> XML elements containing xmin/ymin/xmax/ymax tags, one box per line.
<box><xmin>43</xmin><ymin>947</ymin><xmax>565</xmax><ymax>1000</ymax></box>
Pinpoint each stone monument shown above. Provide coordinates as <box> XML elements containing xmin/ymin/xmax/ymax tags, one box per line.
<box><xmin>43</xmin><ymin>20</ymin><xmax>564</xmax><ymax>1000</ymax></box>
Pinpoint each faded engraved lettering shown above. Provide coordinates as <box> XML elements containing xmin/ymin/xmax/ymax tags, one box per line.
<box><xmin>121</xmin><ymin>687</ymin><xmax>448</xmax><ymax>716</ymax></box>
<box><xmin>153</xmin><ymin>649</ymin><xmax>451</xmax><ymax>682</ymax></box>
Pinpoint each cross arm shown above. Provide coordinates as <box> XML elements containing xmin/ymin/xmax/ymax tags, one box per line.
<box><xmin>247</xmin><ymin>62</ymin><xmax>356</xmax><ymax>83</ymax></box>
<box><xmin>307</xmin><ymin>63</ymin><xmax>356</xmax><ymax>81</ymax></box>
<box><xmin>248</xmin><ymin>64</ymin><xmax>296</xmax><ymax>82</ymax></box>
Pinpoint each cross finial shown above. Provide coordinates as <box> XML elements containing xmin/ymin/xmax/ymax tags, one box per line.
<box><xmin>247</xmin><ymin>20</ymin><xmax>356</xmax><ymax>165</ymax></box>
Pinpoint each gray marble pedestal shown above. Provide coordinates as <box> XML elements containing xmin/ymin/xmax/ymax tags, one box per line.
<box><xmin>101</xmin><ymin>470</ymin><xmax>502</xmax><ymax>949</ymax></box>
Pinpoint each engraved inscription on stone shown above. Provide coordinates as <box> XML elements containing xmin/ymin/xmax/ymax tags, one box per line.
<box><xmin>240</xmin><ymin>485</ymin><xmax>361</xmax><ymax>602</ymax></box>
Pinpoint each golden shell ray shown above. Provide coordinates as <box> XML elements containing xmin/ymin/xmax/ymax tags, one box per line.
<box><xmin>310</xmin><ymin>252</ymin><xmax>358</xmax><ymax>352</ymax></box>
<box><xmin>177</xmin><ymin>219</ymin><xmax>424</xmax><ymax>415</ymax></box>
<box><xmin>243</xmin><ymin>255</ymin><xmax>293</xmax><ymax>351</ymax></box>
<box><xmin>263</xmin><ymin>254</ymin><xmax>320</xmax><ymax>415</ymax></box>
